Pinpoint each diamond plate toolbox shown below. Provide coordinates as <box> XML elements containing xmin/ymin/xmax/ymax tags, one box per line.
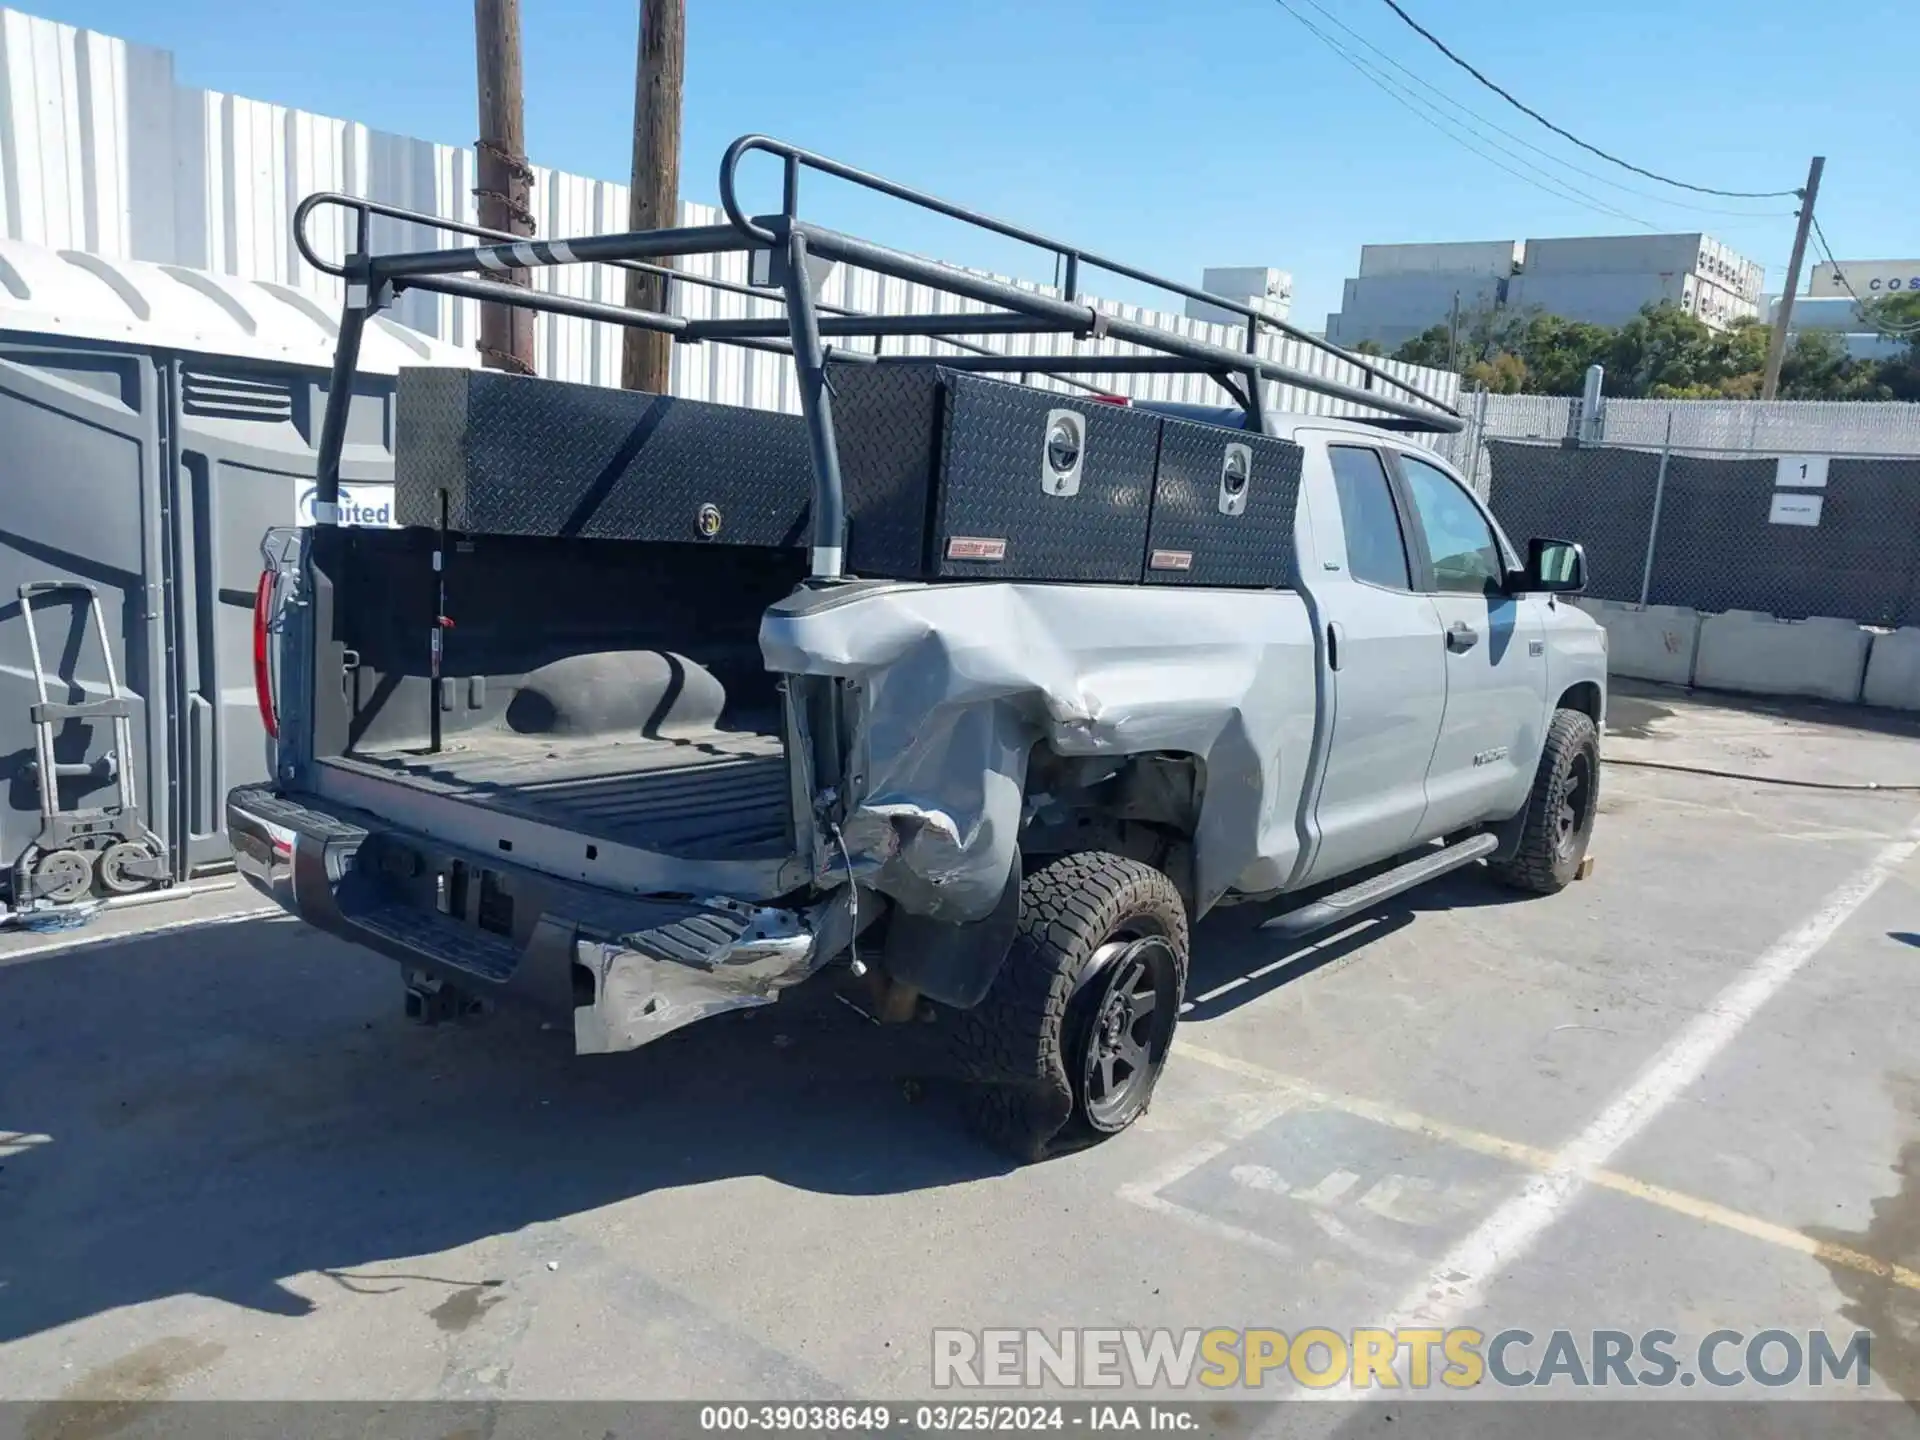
<box><xmin>394</xmin><ymin>368</ymin><xmax>813</xmax><ymax>546</ymax></box>
<box><xmin>1144</xmin><ymin>418</ymin><xmax>1302</xmax><ymax>588</ymax></box>
<box><xmin>830</xmin><ymin>363</ymin><xmax>1159</xmax><ymax>582</ymax></box>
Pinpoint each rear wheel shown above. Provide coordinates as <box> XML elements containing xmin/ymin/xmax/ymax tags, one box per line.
<box><xmin>1489</xmin><ymin>707</ymin><xmax>1599</xmax><ymax>895</ymax></box>
<box><xmin>951</xmin><ymin>851</ymin><xmax>1188</xmax><ymax>1162</ymax></box>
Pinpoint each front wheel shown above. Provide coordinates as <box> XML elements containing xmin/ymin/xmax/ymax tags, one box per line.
<box><xmin>951</xmin><ymin>852</ymin><xmax>1188</xmax><ymax>1162</ymax></box>
<box><xmin>1489</xmin><ymin>707</ymin><xmax>1600</xmax><ymax>895</ymax></box>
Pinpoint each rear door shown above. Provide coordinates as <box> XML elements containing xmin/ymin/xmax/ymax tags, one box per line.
<box><xmin>0</xmin><ymin>339</ymin><xmax>174</xmax><ymax>887</ymax></box>
<box><xmin>1295</xmin><ymin>441</ymin><xmax>1447</xmax><ymax>887</ymax></box>
<box><xmin>1390</xmin><ymin>451</ymin><xmax>1546</xmax><ymax>838</ymax></box>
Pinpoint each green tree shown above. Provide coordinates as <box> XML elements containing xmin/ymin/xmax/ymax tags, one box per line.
<box><xmin>1510</xmin><ymin>312</ymin><xmax>1612</xmax><ymax>396</ymax></box>
<box><xmin>1349</xmin><ymin>339</ymin><xmax>1385</xmax><ymax>357</ymax></box>
<box><xmin>1390</xmin><ymin>297</ymin><xmax>1917</xmax><ymax>401</ymax></box>
<box><xmin>1463</xmin><ymin>350</ymin><xmax>1528</xmax><ymax>393</ymax></box>
<box><xmin>1606</xmin><ymin>303</ymin><xmax>1722</xmax><ymax>396</ymax></box>
<box><xmin>1778</xmin><ymin>330</ymin><xmax>1891</xmax><ymax>401</ymax></box>
<box><xmin>1391</xmin><ymin>323</ymin><xmax>1458</xmax><ymax>370</ymax></box>
<box><xmin>1856</xmin><ymin>292</ymin><xmax>1920</xmax><ymax>343</ymax></box>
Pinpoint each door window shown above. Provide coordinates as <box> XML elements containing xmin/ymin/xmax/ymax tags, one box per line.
<box><xmin>1328</xmin><ymin>446</ymin><xmax>1412</xmax><ymax>590</ymax></box>
<box><xmin>1399</xmin><ymin>456</ymin><xmax>1505</xmax><ymax>595</ymax></box>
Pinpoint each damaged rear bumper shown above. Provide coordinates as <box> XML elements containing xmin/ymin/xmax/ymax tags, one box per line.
<box><xmin>227</xmin><ymin>785</ymin><xmax>862</xmax><ymax>1053</ymax></box>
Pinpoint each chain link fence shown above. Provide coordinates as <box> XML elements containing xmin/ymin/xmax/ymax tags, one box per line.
<box><xmin>1432</xmin><ymin>395</ymin><xmax>1920</xmax><ymax>498</ymax></box>
<box><xmin>1482</xmin><ymin>431</ymin><xmax>1920</xmax><ymax>627</ymax></box>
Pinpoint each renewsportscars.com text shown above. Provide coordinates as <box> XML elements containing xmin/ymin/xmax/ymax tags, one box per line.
<box><xmin>931</xmin><ymin>1327</ymin><xmax>1871</xmax><ymax>1391</ymax></box>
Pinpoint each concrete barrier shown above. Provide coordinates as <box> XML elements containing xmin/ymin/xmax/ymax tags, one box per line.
<box><xmin>1573</xmin><ymin>599</ymin><xmax>1701</xmax><ymax>686</ymax></box>
<box><xmin>1693</xmin><ymin>611</ymin><xmax>1871</xmax><ymax>704</ymax></box>
<box><xmin>1864</xmin><ymin>629</ymin><xmax>1920</xmax><ymax>711</ymax></box>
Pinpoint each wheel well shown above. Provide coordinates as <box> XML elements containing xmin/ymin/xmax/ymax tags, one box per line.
<box><xmin>1020</xmin><ymin>748</ymin><xmax>1203</xmax><ymax>902</ymax></box>
<box><xmin>1557</xmin><ymin>681</ymin><xmax>1603</xmax><ymax>725</ymax></box>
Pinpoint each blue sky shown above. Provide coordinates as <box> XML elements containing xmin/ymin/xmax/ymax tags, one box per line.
<box><xmin>22</xmin><ymin>0</ymin><xmax>1913</xmax><ymax>329</ymax></box>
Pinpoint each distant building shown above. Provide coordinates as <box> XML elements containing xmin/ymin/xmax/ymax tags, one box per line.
<box><xmin>1809</xmin><ymin>259</ymin><xmax>1920</xmax><ymax>301</ymax></box>
<box><xmin>1325</xmin><ymin>234</ymin><xmax>1764</xmax><ymax>355</ymax></box>
<box><xmin>1185</xmin><ymin>266</ymin><xmax>1293</xmax><ymax>326</ymax></box>
<box><xmin>1759</xmin><ymin>259</ymin><xmax>1920</xmax><ymax>363</ymax></box>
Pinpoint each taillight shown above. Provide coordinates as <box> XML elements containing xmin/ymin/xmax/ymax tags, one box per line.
<box><xmin>1092</xmin><ymin>393</ymin><xmax>1130</xmax><ymax>406</ymax></box>
<box><xmin>252</xmin><ymin>569</ymin><xmax>279</xmax><ymax>740</ymax></box>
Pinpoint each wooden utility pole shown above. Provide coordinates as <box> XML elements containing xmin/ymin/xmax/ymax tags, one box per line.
<box><xmin>621</xmin><ymin>0</ymin><xmax>685</xmax><ymax>394</ymax></box>
<box><xmin>474</xmin><ymin>0</ymin><xmax>535</xmax><ymax>374</ymax></box>
<box><xmin>1760</xmin><ymin>155</ymin><xmax>1824</xmax><ymax>401</ymax></box>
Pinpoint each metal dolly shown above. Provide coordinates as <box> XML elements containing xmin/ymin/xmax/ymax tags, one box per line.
<box><xmin>12</xmin><ymin>581</ymin><xmax>167</xmax><ymax>907</ymax></box>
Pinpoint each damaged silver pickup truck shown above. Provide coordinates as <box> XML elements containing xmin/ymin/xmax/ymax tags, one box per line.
<box><xmin>229</xmin><ymin>137</ymin><xmax>1605</xmax><ymax>1160</ymax></box>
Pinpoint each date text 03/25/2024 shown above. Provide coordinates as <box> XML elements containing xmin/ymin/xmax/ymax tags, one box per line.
<box><xmin>697</xmin><ymin>1404</ymin><xmax>1198</xmax><ymax>1431</ymax></box>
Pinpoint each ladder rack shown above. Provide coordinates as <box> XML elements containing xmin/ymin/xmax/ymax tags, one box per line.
<box><xmin>295</xmin><ymin>133</ymin><xmax>1464</xmax><ymax>580</ymax></box>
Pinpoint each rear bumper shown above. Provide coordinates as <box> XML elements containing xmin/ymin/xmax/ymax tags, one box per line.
<box><xmin>227</xmin><ymin>785</ymin><xmax>858</xmax><ymax>1053</ymax></box>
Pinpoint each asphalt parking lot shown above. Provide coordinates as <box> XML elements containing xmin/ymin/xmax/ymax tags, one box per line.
<box><xmin>5</xmin><ymin>681</ymin><xmax>1920</xmax><ymax>1430</ymax></box>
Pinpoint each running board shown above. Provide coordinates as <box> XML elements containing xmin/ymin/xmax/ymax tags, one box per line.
<box><xmin>1262</xmin><ymin>832</ymin><xmax>1499</xmax><ymax>941</ymax></box>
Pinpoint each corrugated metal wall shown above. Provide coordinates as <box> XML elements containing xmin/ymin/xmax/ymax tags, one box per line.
<box><xmin>0</xmin><ymin>6</ymin><xmax>1458</xmax><ymax>420</ymax></box>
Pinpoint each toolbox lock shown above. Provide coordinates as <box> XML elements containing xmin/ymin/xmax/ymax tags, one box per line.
<box><xmin>1040</xmin><ymin>410</ymin><xmax>1086</xmax><ymax>498</ymax></box>
<box><xmin>1218</xmin><ymin>442</ymin><xmax>1252</xmax><ymax>517</ymax></box>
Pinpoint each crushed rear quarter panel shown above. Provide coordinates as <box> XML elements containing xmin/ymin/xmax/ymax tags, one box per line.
<box><xmin>760</xmin><ymin>582</ymin><xmax>1320</xmax><ymax>922</ymax></box>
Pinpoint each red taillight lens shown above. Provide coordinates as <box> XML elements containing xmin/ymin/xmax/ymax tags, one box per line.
<box><xmin>252</xmin><ymin>569</ymin><xmax>279</xmax><ymax>740</ymax></box>
<box><xmin>1092</xmin><ymin>393</ymin><xmax>1130</xmax><ymax>406</ymax></box>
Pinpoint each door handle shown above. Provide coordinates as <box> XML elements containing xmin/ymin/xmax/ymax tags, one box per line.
<box><xmin>1446</xmin><ymin>621</ymin><xmax>1479</xmax><ymax>653</ymax></box>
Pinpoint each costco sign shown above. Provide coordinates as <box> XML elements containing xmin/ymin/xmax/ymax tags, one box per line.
<box><xmin>1810</xmin><ymin>260</ymin><xmax>1920</xmax><ymax>299</ymax></box>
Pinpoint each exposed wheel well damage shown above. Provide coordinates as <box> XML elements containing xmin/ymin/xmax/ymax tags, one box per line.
<box><xmin>1558</xmin><ymin>680</ymin><xmax>1604</xmax><ymax>728</ymax></box>
<box><xmin>1019</xmin><ymin>747</ymin><xmax>1204</xmax><ymax>905</ymax></box>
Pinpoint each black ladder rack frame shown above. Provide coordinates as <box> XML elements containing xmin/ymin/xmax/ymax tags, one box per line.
<box><xmin>295</xmin><ymin>133</ymin><xmax>1464</xmax><ymax>582</ymax></box>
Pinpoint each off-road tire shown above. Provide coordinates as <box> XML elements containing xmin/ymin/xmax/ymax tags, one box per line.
<box><xmin>1489</xmin><ymin>707</ymin><xmax>1600</xmax><ymax>895</ymax></box>
<box><xmin>951</xmin><ymin>851</ymin><xmax>1188</xmax><ymax>1162</ymax></box>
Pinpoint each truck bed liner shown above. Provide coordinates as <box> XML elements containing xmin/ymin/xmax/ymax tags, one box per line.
<box><xmin>329</xmin><ymin>727</ymin><xmax>789</xmax><ymax>860</ymax></box>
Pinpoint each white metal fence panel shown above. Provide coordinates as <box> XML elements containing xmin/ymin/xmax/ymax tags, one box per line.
<box><xmin>1594</xmin><ymin>399</ymin><xmax>1920</xmax><ymax>457</ymax></box>
<box><xmin>0</xmin><ymin>5</ymin><xmax>1458</xmax><ymax>422</ymax></box>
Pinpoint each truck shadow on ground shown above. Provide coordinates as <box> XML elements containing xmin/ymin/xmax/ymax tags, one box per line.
<box><xmin>0</xmin><ymin>916</ymin><xmax>999</xmax><ymax>1345</ymax></box>
<box><xmin>1181</xmin><ymin>863</ymin><xmax>1529</xmax><ymax>1024</ymax></box>
<box><xmin>0</xmin><ymin>864</ymin><xmax>1529</xmax><ymax>1345</ymax></box>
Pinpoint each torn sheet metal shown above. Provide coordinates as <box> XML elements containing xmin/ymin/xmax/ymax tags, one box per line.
<box><xmin>574</xmin><ymin>887</ymin><xmax>869</xmax><ymax>1054</ymax></box>
<box><xmin>760</xmin><ymin>582</ymin><xmax>1320</xmax><ymax>921</ymax></box>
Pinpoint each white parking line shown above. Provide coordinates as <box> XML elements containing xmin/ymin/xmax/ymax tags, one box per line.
<box><xmin>1385</xmin><ymin>812</ymin><xmax>1920</xmax><ymax>1334</ymax></box>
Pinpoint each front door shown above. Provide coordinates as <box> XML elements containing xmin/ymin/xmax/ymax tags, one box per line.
<box><xmin>1392</xmin><ymin>453</ymin><xmax>1546</xmax><ymax>839</ymax></box>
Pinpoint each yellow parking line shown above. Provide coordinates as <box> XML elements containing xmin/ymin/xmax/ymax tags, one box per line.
<box><xmin>1176</xmin><ymin>1040</ymin><xmax>1920</xmax><ymax>1294</ymax></box>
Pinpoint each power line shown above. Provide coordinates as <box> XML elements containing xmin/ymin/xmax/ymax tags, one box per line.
<box><xmin>1271</xmin><ymin>0</ymin><xmax>1659</xmax><ymax>230</ymax></box>
<box><xmin>1372</xmin><ymin>0</ymin><xmax>1802</xmax><ymax>200</ymax></box>
<box><xmin>1293</xmin><ymin>0</ymin><xmax>1790</xmax><ymax>222</ymax></box>
<box><xmin>1812</xmin><ymin>216</ymin><xmax>1920</xmax><ymax>336</ymax></box>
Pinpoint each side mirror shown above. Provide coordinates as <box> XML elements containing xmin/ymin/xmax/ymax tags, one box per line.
<box><xmin>1523</xmin><ymin>537</ymin><xmax>1586</xmax><ymax>594</ymax></box>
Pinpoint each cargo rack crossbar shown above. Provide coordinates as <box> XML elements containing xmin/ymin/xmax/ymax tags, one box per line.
<box><xmin>297</xmin><ymin>133</ymin><xmax>1463</xmax><ymax>580</ymax></box>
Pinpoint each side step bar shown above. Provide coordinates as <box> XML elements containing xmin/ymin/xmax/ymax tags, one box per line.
<box><xmin>1262</xmin><ymin>832</ymin><xmax>1499</xmax><ymax>941</ymax></box>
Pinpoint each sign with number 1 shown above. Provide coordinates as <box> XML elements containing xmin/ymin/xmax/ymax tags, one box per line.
<box><xmin>1774</xmin><ymin>456</ymin><xmax>1830</xmax><ymax>490</ymax></box>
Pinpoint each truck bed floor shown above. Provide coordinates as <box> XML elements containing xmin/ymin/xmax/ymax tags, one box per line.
<box><xmin>330</xmin><ymin>727</ymin><xmax>790</xmax><ymax>860</ymax></box>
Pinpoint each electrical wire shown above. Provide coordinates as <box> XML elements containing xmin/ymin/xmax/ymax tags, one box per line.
<box><xmin>1810</xmin><ymin>216</ymin><xmax>1920</xmax><ymax>337</ymax></box>
<box><xmin>1292</xmin><ymin>0</ymin><xmax>1791</xmax><ymax>224</ymax></box>
<box><xmin>1271</xmin><ymin>0</ymin><xmax>1660</xmax><ymax>231</ymax></box>
<box><xmin>1605</xmin><ymin>756</ymin><xmax>1920</xmax><ymax>793</ymax></box>
<box><xmin>1371</xmin><ymin>0</ymin><xmax>1802</xmax><ymax>200</ymax></box>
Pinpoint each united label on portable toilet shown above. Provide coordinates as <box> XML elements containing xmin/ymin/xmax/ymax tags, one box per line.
<box><xmin>297</xmin><ymin>483</ymin><xmax>398</xmax><ymax>527</ymax></box>
<box><xmin>1768</xmin><ymin>492</ymin><xmax>1823</xmax><ymax>527</ymax></box>
<box><xmin>1774</xmin><ymin>455</ymin><xmax>1829</xmax><ymax>490</ymax></box>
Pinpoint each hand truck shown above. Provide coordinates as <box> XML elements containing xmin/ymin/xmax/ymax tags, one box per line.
<box><xmin>11</xmin><ymin>581</ymin><xmax>168</xmax><ymax>908</ymax></box>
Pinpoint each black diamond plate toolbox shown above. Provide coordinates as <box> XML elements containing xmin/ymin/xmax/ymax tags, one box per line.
<box><xmin>1143</xmin><ymin>418</ymin><xmax>1302</xmax><ymax>588</ymax></box>
<box><xmin>394</xmin><ymin>368</ymin><xmax>813</xmax><ymax>546</ymax></box>
<box><xmin>831</xmin><ymin>363</ymin><xmax>1159</xmax><ymax>582</ymax></box>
